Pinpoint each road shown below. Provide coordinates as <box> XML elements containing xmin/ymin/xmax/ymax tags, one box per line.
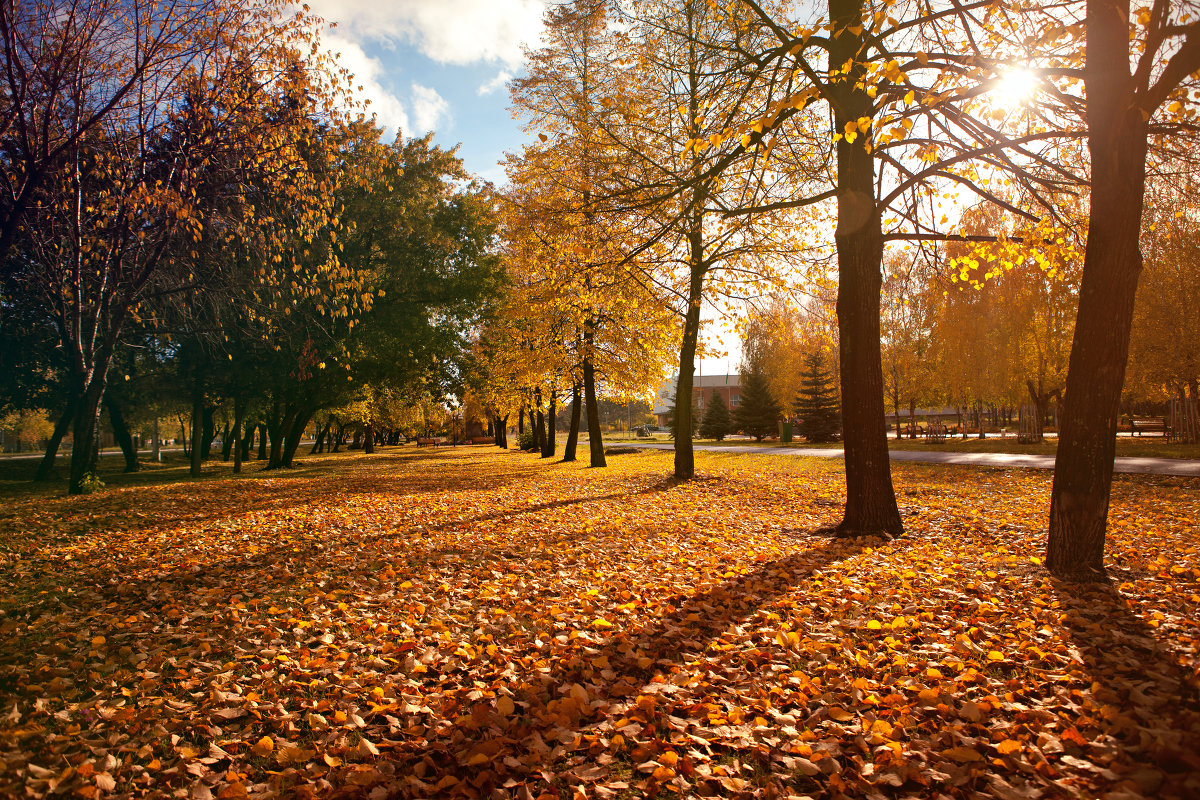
<box><xmin>620</xmin><ymin>441</ymin><xmax>1200</xmax><ymax>478</ymax></box>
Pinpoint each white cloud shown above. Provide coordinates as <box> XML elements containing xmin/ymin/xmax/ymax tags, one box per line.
<box><xmin>410</xmin><ymin>83</ymin><xmax>450</xmax><ymax>133</ymax></box>
<box><xmin>478</xmin><ymin>70</ymin><xmax>513</xmax><ymax>96</ymax></box>
<box><xmin>311</xmin><ymin>0</ymin><xmax>544</xmax><ymax>68</ymax></box>
<box><xmin>321</xmin><ymin>31</ymin><xmax>409</xmax><ymax>137</ymax></box>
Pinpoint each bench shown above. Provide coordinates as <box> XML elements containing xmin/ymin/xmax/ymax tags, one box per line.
<box><xmin>924</xmin><ymin>423</ymin><xmax>947</xmax><ymax>443</ymax></box>
<box><xmin>1130</xmin><ymin>418</ymin><xmax>1166</xmax><ymax>436</ymax></box>
<box><xmin>417</xmin><ymin>437</ymin><xmax>439</xmax><ymax>446</ymax></box>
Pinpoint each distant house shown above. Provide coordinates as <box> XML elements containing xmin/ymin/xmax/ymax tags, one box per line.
<box><xmin>652</xmin><ymin>374</ymin><xmax>742</xmax><ymax>427</ymax></box>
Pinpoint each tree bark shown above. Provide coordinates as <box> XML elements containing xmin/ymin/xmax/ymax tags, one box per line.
<box><xmin>563</xmin><ymin>381</ymin><xmax>582</xmax><ymax>462</ymax></box>
<box><xmin>582</xmin><ymin>321</ymin><xmax>606</xmax><ymax>468</ymax></box>
<box><xmin>67</xmin><ymin>375</ymin><xmax>108</xmax><ymax>494</ymax></box>
<box><xmin>190</xmin><ymin>387</ymin><xmax>205</xmax><ymax>477</ymax></box>
<box><xmin>281</xmin><ymin>409</ymin><xmax>313</xmax><ymax>467</ymax></box>
<box><xmin>542</xmin><ymin>389</ymin><xmax>557</xmax><ymax>458</ymax></box>
<box><xmin>363</xmin><ymin>422</ymin><xmax>375</xmax><ymax>454</ymax></box>
<box><xmin>232</xmin><ymin>396</ymin><xmax>246</xmax><ymax>475</ymax></box>
<box><xmin>35</xmin><ymin>397</ymin><xmax>76</xmax><ymax>482</ymax></box>
<box><xmin>673</xmin><ymin>254</ymin><xmax>705</xmax><ymax>479</ymax></box>
<box><xmin>105</xmin><ymin>396</ymin><xmax>138</xmax><ymax>473</ymax></box>
<box><xmin>220</xmin><ymin>421</ymin><xmax>234</xmax><ymax>461</ymax></box>
<box><xmin>257</xmin><ymin>423</ymin><xmax>268</xmax><ymax>460</ymax></box>
<box><xmin>828</xmin><ymin>0</ymin><xmax>902</xmax><ymax>537</ymax></box>
<box><xmin>1047</xmin><ymin>0</ymin><xmax>1150</xmax><ymax>577</ymax></box>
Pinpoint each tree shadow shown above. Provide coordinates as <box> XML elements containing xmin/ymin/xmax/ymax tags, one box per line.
<box><xmin>1051</xmin><ymin>577</ymin><xmax>1200</xmax><ymax>797</ymax></box>
<box><xmin>373</xmin><ymin>534</ymin><xmax>867</xmax><ymax>798</ymax></box>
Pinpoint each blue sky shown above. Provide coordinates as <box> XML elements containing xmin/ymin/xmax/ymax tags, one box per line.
<box><xmin>307</xmin><ymin>0</ymin><xmax>740</xmax><ymax>373</ymax></box>
<box><xmin>309</xmin><ymin>0</ymin><xmax>544</xmax><ymax>185</ymax></box>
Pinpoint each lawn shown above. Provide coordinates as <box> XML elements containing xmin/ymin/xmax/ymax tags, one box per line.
<box><xmin>1</xmin><ymin>447</ymin><xmax>1197</xmax><ymax>799</ymax></box>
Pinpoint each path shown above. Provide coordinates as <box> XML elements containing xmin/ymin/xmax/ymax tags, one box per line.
<box><xmin>622</xmin><ymin>441</ymin><xmax>1200</xmax><ymax>478</ymax></box>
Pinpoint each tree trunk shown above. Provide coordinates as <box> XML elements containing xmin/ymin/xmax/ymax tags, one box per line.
<box><xmin>201</xmin><ymin>405</ymin><xmax>216</xmax><ymax>460</ymax></box>
<box><xmin>67</xmin><ymin>376</ymin><xmax>108</xmax><ymax>494</ymax></box>
<box><xmin>518</xmin><ymin>405</ymin><xmax>525</xmax><ymax>436</ymax></box>
<box><xmin>257</xmin><ymin>423</ymin><xmax>268</xmax><ymax>460</ymax></box>
<box><xmin>232</xmin><ymin>396</ymin><xmax>246</xmax><ymax>475</ymax></box>
<box><xmin>908</xmin><ymin>400</ymin><xmax>917</xmax><ymax>440</ymax></box>
<box><xmin>332</xmin><ymin>422</ymin><xmax>345</xmax><ymax>452</ymax></box>
<box><xmin>310</xmin><ymin>420</ymin><xmax>329</xmax><ymax>455</ymax></box>
<box><xmin>281</xmin><ymin>409</ymin><xmax>313</xmax><ymax>467</ymax></box>
<box><xmin>674</xmin><ymin>257</ymin><xmax>705</xmax><ymax>479</ymax></box>
<box><xmin>363</xmin><ymin>422</ymin><xmax>375</xmax><ymax>454</ymax></box>
<box><xmin>266</xmin><ymin>404</ymin><xmax>290</xmax><ymax>469</ymax></box>
<box><xmin>220</xmin><ymin>421</ymin><xmax>234</xmax><ymax>461</ymax></box>
<box><xmin>35</xmin><ymin>397</ymin><xmax>76</xmax><ymax>482</ymax></box>
<box><xmin>542</xmin><ymin>389</ymin><xmax>557</xmax><ymax>458</ymax></box>
<box><xmin>105</xmin><ymin>396</ymin><xmax>138</xmax><ymax>473</ymax></box>
<box><xmin>190</xmin><ymin>388</ymin><xmax>204</xmax><ymax>477</ymax></box>
<box><xmin>534</xmin><ymin>387</ymin><xmax>547</xmax><ymax>454</ymax></box>
<box><xmin>828</xmin><ymin>0</ymin><xmax>902</xmax><ymax>537</ymax></box>
<box><xmin>563</xmin><ymin>381</ymin><xmax>582</xmax><ymax>462</ymax></box>
<box><xmin>1048</xmin><ymin>1</ymin><xmax>1150</xmax><ymax>577</ymax></box>
<box><xmin>582</xmin><ymin>321</ymin><xmax>606</xmax><ymax>468</ymax></box>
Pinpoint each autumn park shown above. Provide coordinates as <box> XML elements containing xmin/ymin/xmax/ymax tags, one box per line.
<box><xmin>2</xmin><ymin>0</ymin><xmax>1200</xmax><ymax>798</ymax></box>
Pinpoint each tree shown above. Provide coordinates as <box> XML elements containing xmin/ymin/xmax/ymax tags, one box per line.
<box><xmin>796</xmin><ymin>351</ymin><xmax>841</xmax><ymax>443</ymax></box>
<box><xmin>733</xmin><ymin>366</ymin><xmax>781</xmax><ymax>441</ymax></box>
<box><xmin>698</xmin><ymin>392</ymin><xmax>732</xmax><ymax>441</ymax></box>
<box><xmin>666</xmin><ymin>391</ymin><xmax>700</xmax><ymax>440</ymax></box>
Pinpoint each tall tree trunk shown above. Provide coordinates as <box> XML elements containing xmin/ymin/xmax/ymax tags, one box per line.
<box><xmin>190</xmin><ymin>387</ymin><xmax>205</xmax><ymax>477</ymax></box>
<box><xmin>266</xmin><ymin>404</ymin><xmax>290</xmax><ymax>469</ymax></box>
<box><xmin>35</xmin><ymin>397</ymin><xmax>76</xmax><ymax>482</ymax></box>
<box><xmin>363</xmin><ymin>422</ymin><xmax>375</xmax><ymax>454</ymax></box>
<box><xmin>828</xmin><ymin>0</ymin><xmax>902</xmax><ymax>537</ymax></box>
<box><xmin>1047</xmin><ymin>0</ymin><xmax>1150</xmax><ymax>576</ymax></box>
<box><xmin>281</xmin><ymin>409</ymin><xmax>313</xmax><ymax>467</ymax></box>
<box><xmin>232</xmin><ymin>395</ymin><xmax>246</xmax><ymax>475</ymax></box>
<box><xmin>257</xmin><ymin>423</ymin><xmax>268</xmax><ymax>460</ymax></box>
<box><xmin>541</xmin><ymin>389</ymin><xmax>557</xmax><ymax>458</ymax></box>
<box><xmin>582</xmin><ymin>321</ymin><xmax>607</xmax><ymax>468</ymax></box>
<box><xmin>68</xmin><ymin>375</ymin><xmax>108</xmax><ymax>494</ymax></box>
<box><xmin>534</xmin><ymin>387</ymin><xmax>547</xmax><ymax>453</ymax></box>
<box><xmin>201</xmin><ymin>405</ymin><xmax>217</xmax><ymax>460</ymax></box>
<box><xmin>105</xmin><ymin>396</ymin><xmax>138</xmax><ymax>473</ymax></box>
<box><xmin>674</xmin><ymin>258</ymin><xmax>705</xmax><ymax>479</ymax></box>
<box><xmin>518</xmin><ymin>405</ymin><xmax>525</xmax><ymax>436</ymax></box>
<box><xmin>310</xmin><ymin>420</ymin><xmax>329</xmax><ymax>455</ymax></box>
<box><xmin>332</xmin><ymin>422</ymin><xmax>345</xmax><ymax>453</ymax></box>
<box><xmin>563</xmin><ymin>381</ymin><xmax>582</xmax><ymax>462</ymax></box>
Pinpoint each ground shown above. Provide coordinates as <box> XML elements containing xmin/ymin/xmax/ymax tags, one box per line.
<box><xmin>1</xmin><ymin>448</ymin><xmax>1198</xmax><ymax>800</ymax></box>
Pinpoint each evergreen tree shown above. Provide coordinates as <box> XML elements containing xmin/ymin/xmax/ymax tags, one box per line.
<box><xmin>733</xmin><ymin>367</ymin><xmax>782</xmax><ymax>440</ymax></box>
<box><xmin>796</xmin><ymin>351</ymin><xmax>841</xmax><ymax>442</ymax></box>
<box><xmin>698</xmin><ymin>392</ymin><xmax>732</xmax><ymax>440</ymax></box>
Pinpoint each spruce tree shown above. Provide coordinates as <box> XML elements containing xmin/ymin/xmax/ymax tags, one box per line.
<box><xmin>796</xmin><ymin>351</ymin><xmax>841</xmax><ymax>442</ymax></box>
<box><xmin>733</xmin><ymin>367</ymin><xmax>782</xmax><ymax>440</ymax></box>
<box><xmin>698</xmin><ymin>392</ymin><xmax>732</xmax><ymax>440</ymax></box>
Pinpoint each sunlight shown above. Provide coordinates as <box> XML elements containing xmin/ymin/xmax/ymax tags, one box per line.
<box><xmin>995</xmin><ymin>68</ymin><xmax>1039</xmax><ymax>106</ymax></box>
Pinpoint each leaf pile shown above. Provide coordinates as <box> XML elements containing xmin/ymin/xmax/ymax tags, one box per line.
<box><xmin>1</xmin><ymin>449</ymin><xmax>1198</xmax><ymax>799</ymax></box>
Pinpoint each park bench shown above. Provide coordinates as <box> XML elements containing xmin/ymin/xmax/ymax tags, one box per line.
<box><xmin>470</xmin><ymin>436</ymin><xmax>495</xmax><ymax>445</ymax></box>
<box><xmin>417</xmin><ymin>437</ymin><xmax>439</xmax><ymax>446</ymax></box>
<box><xmin>924</xmin><ymin>423</ymin><xmax>947</xmax><ymax>443</ymax></box>
<box><xmin>1130</xmin><ymin>418</ymin><xmax>1166</xmax><ymax>437</ymax></box>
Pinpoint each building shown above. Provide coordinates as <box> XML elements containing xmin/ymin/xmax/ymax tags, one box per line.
<box><xmin>652</xmin><ymin>374</ymin><xmax>742</xmax><ymax>428</ymax></box>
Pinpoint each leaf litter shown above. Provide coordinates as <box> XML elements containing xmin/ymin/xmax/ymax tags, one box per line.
<box><xmin>0</xmin><ymin>448</ymin><xmax>1197</xmax><ymax>799</ymax></box>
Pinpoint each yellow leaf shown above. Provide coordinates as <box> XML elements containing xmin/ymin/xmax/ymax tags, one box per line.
<box><xmin>997</xmin><ymin>739</ymin><xmax>1022</xmax><ymax>755</ymax></box>
<box><xmin>867</xmin><ymin>619</ymin><xmax>883</xmax><ymax>630</ymax></box>
<box><xmin>252</xmin><ymin>736</ymin><xmax>274</xmax><ymax>758</ymax></box>
<box><xmin>943</xmin><ymin>746</ymin><xmax>985</xmax><ymax>763</ymax></box>
<box><xmin>496</xmin><ymin>695</ymin><xmax>515</xmax><ymax>716</ymax></box>
<box><xmin>592</xmin><ymin>618</ymin><xmax>613</xmax><ymax>629</ymax></box>
<box><xmin>987</xmin><ymin>650</ymin><xmax>1004</xmax><ymax>662</ymax></box>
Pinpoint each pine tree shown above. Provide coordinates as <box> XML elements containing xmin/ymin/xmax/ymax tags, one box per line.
<box><xmin>698</xmin><ymin>392</ymin><xmax>732</xmax><ymax>440</ymax></box>
<box><xmin>796</xmin><ymin>351</ymin><xmax>841</xmax><ymax>443</ymax></box>
<box><xmin>733</xmin><ymin>367</ymin><xmax>782</xmax><ymax>440</ymax></box>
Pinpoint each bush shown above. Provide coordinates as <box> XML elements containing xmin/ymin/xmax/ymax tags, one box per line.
<box><xmin>516</xmin><ymin>431</ymin><xmax>537</xmax><ymax>451</ymax></box>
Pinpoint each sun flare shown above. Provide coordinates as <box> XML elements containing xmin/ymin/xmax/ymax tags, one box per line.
<box><xmin>995</xmin><ymin>68</ymin><xmax>1038</xmax><ymax>105</ymax></box>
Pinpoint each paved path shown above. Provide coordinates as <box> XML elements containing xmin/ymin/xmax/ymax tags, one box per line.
<box><xmin>621</xmin><ymin>442</ymin><xmax>1200</xmax><ymax>478</ymax></box>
